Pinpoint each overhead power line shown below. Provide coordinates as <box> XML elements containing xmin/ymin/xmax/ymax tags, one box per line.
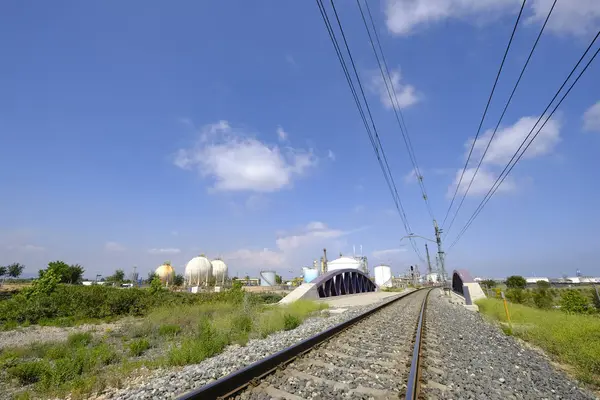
<box><xmin>441</xmin><ymin>0</ymin><xmax>527</xmax><ymax>230</ymax></box>
<box><xmin>357</xmin><ymin>0</ymin><xmax>436</xmax><ymax>223</ymax></box>
<box><xmin>315</xmin><ymin>0</ymin><xmax>425</xmax><ymax>262</ymax></box>
<box><xmin>443</xmin><ymin>0</ymin><xmax>557</xmax><ymax>237</ymax></box>
<box><xmin>448</xmin><ymin>31</ymin><xmax>600</xmax><ymax>250</ymax></box>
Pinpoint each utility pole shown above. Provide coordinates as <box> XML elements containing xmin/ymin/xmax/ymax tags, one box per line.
<box><xmin>434</xmin><ymin>220</ymin><xmax>447</xmax><ymax>284</ymax></box>
<box><xmin>425</xmin><ymin>244</ymin><xmax>432</xmax><ymax>276</ymax></box>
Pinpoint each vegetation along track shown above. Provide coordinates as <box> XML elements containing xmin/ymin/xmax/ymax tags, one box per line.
<box><xmin>178</xmin><ymin>288</ymin><xmax>432</xmax><ymax>400</ymax></box>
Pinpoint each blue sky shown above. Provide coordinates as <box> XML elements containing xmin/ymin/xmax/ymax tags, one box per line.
<box><xmin>1</xmin><ymin>0</ymin><xmax>599</xmax><ymax>280</ymax></box>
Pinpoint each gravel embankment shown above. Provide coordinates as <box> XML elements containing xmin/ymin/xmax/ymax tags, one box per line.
<box><xmin>422</xmin><ymin>289</ymin><xmax>598</xmax><ymax>400</ymax></box>
<box><xmin>94</xmin><ymin>293</ymin><xmax>409</xmax><ymax>400</ymax></box>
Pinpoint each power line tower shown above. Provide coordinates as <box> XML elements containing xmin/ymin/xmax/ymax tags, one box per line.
<box><xmin>434</xmin><ymin>220</ymin><xmax>447</xmax><ymax>283</ymax></box>
<box><xmin>425</xmin><ymin>244</ymin><xmax>433</xmax><ymax>275</ymax></box>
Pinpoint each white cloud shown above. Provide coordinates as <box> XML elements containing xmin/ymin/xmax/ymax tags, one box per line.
<box><xmin>277</xmin><ymin>126</ymin><xmax>288</xmax><ymax>142</ymax></box>
<box><xmin>470</xmin><ymin>116</ymin><xmax>561</xmax><ymax>166</ymax></box>
<box><xmin>327</xmin><ymin>150</ymin><xmax>336</xmax><ymax>161</ymax></box>
<box><xmin>174</xmin><ymin>121</ymin><xmax>318</xmax><ymax>193</ymax></box>
<box><xmin>224</xmin><ymin>248</ymin><xmax>284</xmax><ymax>268</ymax></box>
<box><xmin>403</xmin><ymin>168</ymin><xmax>420</xmax><ymax>184</ymax></box>
<box><xmin>370</xmin><ymin>68</ymin><xmax>419</xmax><ymax>109</ymax></box>
<box><xmin>148</xmin><ymin>248</ymin><xmax>181</xmax><ymax>255</ymax></box>
<box><xmin>583</xmin><ymin>101</ymin><xmax>600</xmax><ymax>133</ymax></box>
<box><xmin>385</xmin><ymin>0</ymin><xmax>599</xmax><ymax>36</ymax></box>
<box><xmin>385</xmin><ymin>0</ymin><xmax>520</xmax><ymax>36</ymax></box>
<box><xmin>372</xmin><ymin>248</ymin><xmax>407</xmax><ymax>258</ymax></box>
<box><xmin>528</xmin><ymin>0</ymin><xmax>600</xmax><ymax>36</ymax></box>
<box><xmin>223</xmin><ymin>221</ymin><xmax>357</xmax><ymax>273</ymax></box>
<box><xmin>448</xmin><ymin>167</ymin><xmax>516</xmax><ymax>197</ymax></box>
<box><xmin>105</xmin><ymin>241</ymin><xmax>126</xmax><ymax>252</ymax></box>
<box><xmin>7</xmin><ymin>244</ymin><xmax>45</xmax><ymax>252</ymax></box>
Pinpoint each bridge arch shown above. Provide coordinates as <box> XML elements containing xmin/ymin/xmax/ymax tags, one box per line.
<box><xmin>452</xmin><ymin>269</ymin><xmax>474</xmax><ymax>295</ymax></box>
<box><xmin>310</xmin><ymin>268</ymin><xmax>377</xmax><ymax>298</ymax></box>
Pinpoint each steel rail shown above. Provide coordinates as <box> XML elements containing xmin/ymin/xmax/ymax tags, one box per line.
<box><xmin>405</xmin><ymin>288</ymin><xmax>432</xmax><ymax>399</ymax></box>
<box><xmin>177</xmin><ymin>288</ymin><xmax>425</xmax><ymax>400</ymax></box>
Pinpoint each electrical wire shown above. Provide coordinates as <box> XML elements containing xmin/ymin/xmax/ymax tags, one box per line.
<box><xmin>315</xmin><ymin>0</ymin><xmax>424</xmax><ymax>262</ymax></box>
<box><xmin>441</xmin><ymin>0</ymin><xmax>527</xmax><ymax>229</ymax></box>
<box><xmin>358</xmin><ymin>0</ymin><xmax>436</xmax><ymax>223</ymax></box>
<box><xmin>443</xmin><ymin>0</ymin><xmax>558</xmax><ymax>238</ymax></box>
<box><xmin>448</xmin><ymin>31</ymin><xmax>600</xmax><ymax>250</ymax></box>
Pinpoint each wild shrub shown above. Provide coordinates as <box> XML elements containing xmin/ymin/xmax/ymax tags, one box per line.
<box><xmin>533</xmin><ymin>288</ymin><xmax>554</xmax><ymax>309</ymax></box>
<box><xmin>560</xmin><ymin>289</ymin><xmax>593</xmax><ymax>314</ymax></box>
<box><xmin>67</xmin><ymin>332</ymin><xmax>93</xmax><ymax>347</ymax></box>
<box><xmin>506</xmin><ymin>288</ymin><xmax>530</xmax><ymax>305</ymax></box>
<box><xmin>158</xmin><ymin>324</ymin><xmax>181</xmax><ymax>337</ymax></box>
<box><xmin>283</xmin><ymin>314</ymin><xmax>300</xmax><ymax>330</ymax></box>
<box><xmin>167</xmin><ymin>318</ymin><xmax>228</xmax><ymax>366</ymax></box>
<box><xmin>128</xmin><ymin>339</ymin><xmax>151</xmax><ymax>356</ymax></box>
<box><xmin>8</xmin><ymin>361</ymin><xmax>50</xmax><ymax>385</ymax></box>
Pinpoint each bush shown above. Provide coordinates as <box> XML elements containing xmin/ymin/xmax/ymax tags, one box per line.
<box><xmin>506</xmin><ymin>275</ymin><xmax>526</xmax><ymax>289</ymax></box>
<box><xmin>533</xmin><ymin>288</ymin><xmax>553</xmax><ymax>309</ymax></box>
<box><xmin>8</xmin><ymin>361</ymin><xmax>50</xmax><ymax>385</ymax></box>
<box><xmin>167</xmin><ymin>318</ymin><xmax>228</xmax><ymax>366</ymax></box>
<box><xmin>283</xmin><ymin>314</ymin><xmax>300</xmax><ymax>330</ymax></box>
<box><xmin>505</xmin><ymin>288</ymin><xmax>530</xmax><ymax>304</ymax></box>
<box><xmin>158</xmin><ymin>324</ymin><xmax>181</xmax><ymax>337</ymax></box>
<box><xmin>560</xmin><ymin>289</ymin><xmax>593</xmax><ymax>314</ymax></box>
<box><xmin>128</xmin><ymin>339</ymin><xmax>151</xmax><ymax>356</ymax></box>
<box><xmin>67</xmin><ymin>332</ymin><xmax>93</xmax><ymax>347</ymax></box>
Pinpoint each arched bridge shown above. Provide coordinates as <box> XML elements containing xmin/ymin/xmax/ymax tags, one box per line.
<box><xmin>312</xmin><ymin>268</ymin><xmax>377</xmax><ymax>298</ymax></box>
<box><xmin>452</xmin><ymin>269</ymin><xmax>474</xmax><ymax>296</ymax></box>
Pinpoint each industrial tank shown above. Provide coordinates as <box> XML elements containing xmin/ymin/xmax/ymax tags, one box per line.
<box><xmin>211</xmin><ymin>259</ymin><xmax>228</xmax><ymax>284</ymax></box>
<box><xmin>302</xmin><ymin>267</ymin><xmax>319</xmax><ymax>283</ymax></box>
<box><xmin>374</xmin><ymin>265</ymin><xmax>392</xmax><ymax>287</ymax></box>
<box><xmin>327</xmin><ymin>256</ymin><xmax>361</xmax><ymax>272</ymax></box>
<box><xmin>260</xmin><ymin>270</ymin><xmax>277</xmax><ymax>286</ymax></box>
<box><xmin>185</xmin><ymin>255</ymin><xmax>213</xmax><ymax>286</ymax></box>
<box><xmin>155</xmin><ymin>263</ymin><xmax>175</xmax><ymax>285</ymax></box>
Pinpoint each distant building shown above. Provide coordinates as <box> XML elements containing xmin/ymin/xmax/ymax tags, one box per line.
<box><xmin>525</xmin><ymin>277</ymin><xmax>549</xmax><ymax>284</ymax></box>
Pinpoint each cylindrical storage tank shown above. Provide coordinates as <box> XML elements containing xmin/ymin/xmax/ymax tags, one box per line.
<box><xmin>211</xmin><ymin>259</ymin><xmax>228</xmax><ymax>284</ymax></box>
<box><xmin>374</xmin><ymin>265</ymin><xmax>392</xmax><ymax>287</ymax></box>
<box><xmin>260</xmin><ymin>270</ymin><xmax>277</xmax><ymax>286</ymax></box>
<box><xmin>327</xmin><ymin>256</ymin><xmax>361</xmax><ymax>272</ymax></box>
<box><xmin>185</xmin><ymin>256</ymin><xmax>213</xmax><ymax>286</ymax></box>
<box><xmin>155</xmin><ymin>263</ymin><xmax>175</xmax><ymax>285</ymax></box>
<box><xmin>302</xmin><ymin>267</ymin><xmax>319</xmax><ymax>283</ymax></box>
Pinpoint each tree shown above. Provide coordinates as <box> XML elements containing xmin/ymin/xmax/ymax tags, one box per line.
<box><xmin>0</xmin><ymin>266</ymin><xmax>6</xmax><ymax>287</ymax></box>
<box><xmin>107</xmin><ymin>269</ymin><xmax>125</xmax><ymax>283</ymax></box>
<box><xmin>560</xmin><ymin>289</ymin><xmax>592</xmax><ymax>314</ymax></box>
<box><xmin>7</xmin><ymin>263</ymin><xmax>25</xmax><ymax>279</ymax></box>
<box><xmin>536</xmin><ymin>280</ymin><xmax>550</xmax><ymax>289</ymax></box>
<box><xmin>480</xmin><ymin>279</ymin><xmax>496</xmax><ymax>289</ymax></box>
<box><xmin>506</xmin><ymin>275</ymin><xmax>527</xmax><ymax>289</ymax></box>
<box><xmin>173</xmin><ymin>274</ymin><xmax>185</xmax><ymax>286</ymax></box>
<box><xmin>42</xmin><ymin>261</ymin><xmax>84</xmax><ymax>284</ymax></box>
<box><xmin>275</xmin><ymin>274</ymin><xmax>283</xmax><ymax>284</ymax></box>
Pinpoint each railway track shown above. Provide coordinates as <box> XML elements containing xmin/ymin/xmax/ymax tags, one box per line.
<box><xmin>178</xmin><ymin>288</ymin><xmax>432</xmax><ymax>400</ymax></box>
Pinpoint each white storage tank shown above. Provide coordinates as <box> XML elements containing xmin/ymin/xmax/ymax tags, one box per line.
<box><xmin>327</xmin><ymin>256</ymin><xmax>361</xmax><ymax>272</ymax></box>
<box><xmin>374</xmin><ymin>265</ymin><xmax>392</xmax><ymax>287</ymax></box>
<box><xmin>155</xmin><ymin>263</ymin><xmax>175</xmax><ymax>285</ymax></box>
<box><xmin>302</xmin><ymin>267</ymin><xmax>319</xmax><ymax>283</ymax></box>
<box><xmin>211</xmin><ymin>258</ymin><xmax>228</xmax><ymax>284</ymax></box>
<box><xmin>260</xmin><ymin>270</ymin><xmax>277</xmax><ymax>286</ymax></box>
<box><xmin>185</xmin><ymin>255</ymin><xmax>213</xmax><ymax>286</ymax></box>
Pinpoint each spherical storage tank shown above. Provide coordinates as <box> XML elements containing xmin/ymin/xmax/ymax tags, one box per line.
<box><xmin>211</xmin><ymin>258</ymin><xmax>228</xmax><ymax>284</ymax></box>
<box><xmin>155</xmin><ymin>263</ymin><xmax>175</xmax><ymax>285</ymax></box>
<box><xmin>327</xmin><ymin>256</ymin><xmax>360</xmax><ymax>272</ymax></box>
<box><xmin>185</xmin><ymin>255</ymin><xmax>213</xmax><ymax>286</ymax></box>
<box><xmin>374</xmin><ymin>265</ymin><xmax>392</xmax><ymax>287</ymax></box>
<box><xmin>260</xmin><ymin>270</ymin><xmax>277</xmax><ymax>286</ymax></box>
<box><xmin>302</xmin><ymin>267</ymin><xmax>319</xmax><ymax>283</ymax></box>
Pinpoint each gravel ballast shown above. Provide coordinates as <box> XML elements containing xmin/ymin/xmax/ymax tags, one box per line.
<box><xmin>93</xmin><ymin>293</ymin><xmax>408</xmax><ymax>400</ymax></box>
<box><xmin>423</xmin><ymin>289</ymin><xmax>598</xmax><ymax>400</ymax></box>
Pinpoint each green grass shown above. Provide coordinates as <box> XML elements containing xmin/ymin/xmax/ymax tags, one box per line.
<box><xmin>477</xmin><ymin>298</ymin><xmax>600</xmax><ymax>387</ymax></box>
<box><xmin>1</xmin><ymin>295</ymin><xmax>325</xmax><ymax>399</ymax></box>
